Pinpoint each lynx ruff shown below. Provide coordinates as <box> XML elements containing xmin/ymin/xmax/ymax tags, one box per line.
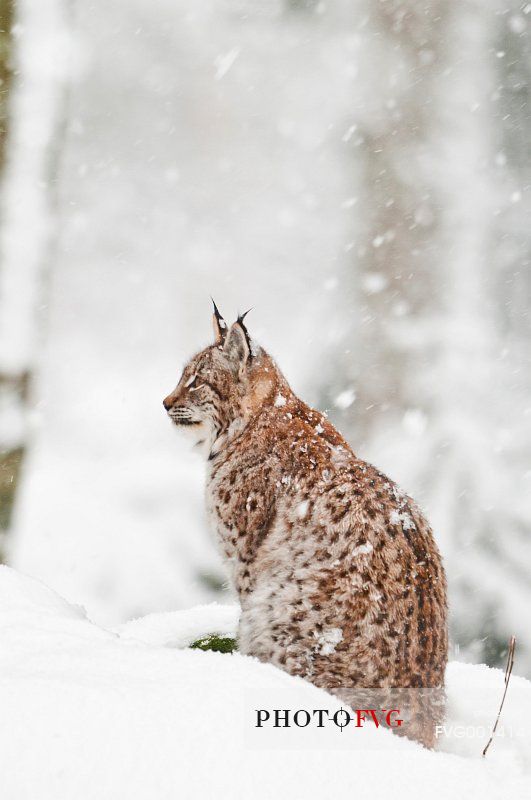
<box><xmin>163</xmin><ymin>305</ymin><xmax>448</xmax><ymax>744</ymax></box>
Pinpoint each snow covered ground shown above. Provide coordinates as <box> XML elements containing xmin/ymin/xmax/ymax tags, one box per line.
<box><xmin>0</xmin><ymin>566</ymin><xmax>529</xmax><ymax>800</ymax></box>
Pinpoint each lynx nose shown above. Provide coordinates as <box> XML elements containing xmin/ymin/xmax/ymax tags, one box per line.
<box><xmin>163</xmin><ymin>396</ymin><xmax>173</xmax><ymax>411</ymax></box>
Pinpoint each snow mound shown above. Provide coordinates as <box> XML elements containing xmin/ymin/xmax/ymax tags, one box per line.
<box><xmin>115</xmin><ymin>601</ymin><xmax>239</xmax><ymax>647</ymax></box>
<box><xmin>0</xmin><ymin>566</ymin><xmax>529</xmax><ymax>800</ymax></box>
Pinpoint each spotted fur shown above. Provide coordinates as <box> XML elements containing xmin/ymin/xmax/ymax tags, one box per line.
<box><xmin>163</xmin><ymin>311</ymin><xmax>448</xmax><ymax>746</ymax></box>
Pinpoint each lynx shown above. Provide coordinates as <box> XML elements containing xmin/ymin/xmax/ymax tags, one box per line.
<box><xmin>163</xmin><ymin>303</ymin><xmax>448</xmax><ymax>746</ymax></box>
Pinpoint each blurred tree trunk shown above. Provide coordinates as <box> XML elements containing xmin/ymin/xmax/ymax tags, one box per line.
<box><xmin>450</xmin><ymin>0</ymin><xmax>531</xmax><ymax>669</ymax></box>
<box><xmin>0</xmin><ymin>0</ymin><xmax>14</xmax><ymax>168</ymax></box>
<box><xmin>426</xmin><ymin>0</ymin><xmax>531</xmax><ymax>674</ymax></box>
<box><xmin>0</xmin><ymin>0</ymin><xmax>19</xmax><ymax>554</ymax></box>
<box><xmin>327</xmin><ymin>0</ymin><xmax>448</xmax><ymax>444</ymax></box>
<box><xmin>0</xmin><ymin>0</ymin><xmax>69</xmax><ymax>553</ymax></box>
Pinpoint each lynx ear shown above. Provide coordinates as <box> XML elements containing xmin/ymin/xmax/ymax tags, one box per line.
<box><xmin>224</xmin><ymin>315</ymin><xmax>251</xmax><ymax>376</ymax></box>
<box><xmin>211</xmin><ymin>298</ymin><xmax>227</xmax><ymax>345</ymax></box>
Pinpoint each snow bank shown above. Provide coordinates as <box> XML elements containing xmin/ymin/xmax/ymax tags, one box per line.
<box><xmin>115</xmin><ymin>601</ymin><xmax>239</xmax><ymax>648</ymax></box>
<box><xmin>0</xmin><ymin>566</ymin><xmax>529</xmax><ymax>800</ymax></box>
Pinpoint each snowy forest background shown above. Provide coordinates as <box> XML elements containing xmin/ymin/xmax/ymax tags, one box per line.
<box><xmin>0</xmin><ymin>0</ymin><xmax>529</xmax><ymax>677</ymax></box>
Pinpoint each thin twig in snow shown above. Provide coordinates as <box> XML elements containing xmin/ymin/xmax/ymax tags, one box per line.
<box><xmin>482</xmin><ymin>635</ymin><xmax>516</xmax><ymax>757</ymax></box>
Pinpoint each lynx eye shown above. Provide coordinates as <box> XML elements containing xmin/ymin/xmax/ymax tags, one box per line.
<box><xmin>185</xmin><ymin>374</ymin><xmax>204</xmax><ymax>392</ymax></box>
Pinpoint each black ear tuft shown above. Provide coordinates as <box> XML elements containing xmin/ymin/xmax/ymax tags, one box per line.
<box><xmin>211</xmin><ymin>297</ymin><xmax>228</xmax><ymax>344</ymax></box>
<box><xmin>236</xmin><ymin>308</ymin><xmax>253</xmax><ymax>358</ymax></box>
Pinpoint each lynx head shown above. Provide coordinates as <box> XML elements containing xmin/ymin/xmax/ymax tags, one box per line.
<box><xmin>163</xmin><ymin>302</ymin><xmax>282</xmax><ymax>456</ymax></box>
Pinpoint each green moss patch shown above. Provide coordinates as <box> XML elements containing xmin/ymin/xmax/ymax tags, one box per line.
<box><xmin>190</xmin><ymin>634</ymin><xmax>237</xmax><ymax>654</ymax></box>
